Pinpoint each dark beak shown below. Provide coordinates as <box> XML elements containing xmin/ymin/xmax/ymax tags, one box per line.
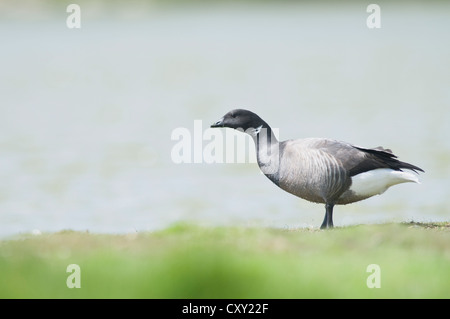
<box><xmin>210</xmin><ymin>117</ymin><xmax>224</xmax><ymax>128</ymax></box>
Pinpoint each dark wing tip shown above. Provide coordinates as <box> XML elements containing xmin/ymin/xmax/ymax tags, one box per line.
<box><xmin>373</xmin><ymin>146</ymin><xmax>394</xmax><ymax>154</ymax></box>
<box><xmin>355</xmin><ymin>146</ymin><xmax>397</xmax><ymax>159</ymax></box>
<box><xmin>406</xmin><ymin>164</ymin><xmax>425</xmax><ymax>174</ymax></box>
<box><xmin>352</xmin><ymin>145</ymin><xmax>424</xmax><ymax>175</ymax></box>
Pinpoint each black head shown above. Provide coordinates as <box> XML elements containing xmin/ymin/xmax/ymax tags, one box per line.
<box><xmin>210</xmin><ymin>109</ymin><xmax>266</xmax><ymax>132</ymax></box>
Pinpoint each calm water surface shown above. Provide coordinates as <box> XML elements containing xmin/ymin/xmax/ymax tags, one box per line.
<box><xmin>1</xmin><ymin>4</ymin><xmax>449</xmax><ymax>238</ymax></box>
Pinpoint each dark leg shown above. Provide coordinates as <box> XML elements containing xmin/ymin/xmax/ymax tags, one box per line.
<box><xmin>320</xmin><ymin>203</ymin><xmax>334</xmax><ymax>229</ymax></box>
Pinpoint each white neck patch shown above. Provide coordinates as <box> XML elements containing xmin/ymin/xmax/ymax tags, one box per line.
<box><xmin>251</xmin><ymin>125</ymin><xmax>263</xmax><ymax>136</ymax></box>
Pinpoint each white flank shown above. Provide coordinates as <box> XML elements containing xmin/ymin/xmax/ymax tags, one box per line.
<box><xmin>349</xmin><ymin>168</ymin><xmax>420</xmax><ymax>198</ymax></box>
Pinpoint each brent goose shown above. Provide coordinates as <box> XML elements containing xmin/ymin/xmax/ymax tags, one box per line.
<box><xmin>211</xmin><ymin>109</ymin><xmax>424</xmax><ymax>229</ymax></box>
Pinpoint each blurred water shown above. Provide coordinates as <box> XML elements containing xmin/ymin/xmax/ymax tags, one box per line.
<box><xmin>1</xmin><ymin>3</ymin><xmax>450</xmax><ymax>238</ymax></box>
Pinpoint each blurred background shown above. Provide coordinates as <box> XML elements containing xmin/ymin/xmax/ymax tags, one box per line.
<box><xmin>1</xmin><ymin>0</ymin><xmax>449</xmax><ymax>238</ymax></box>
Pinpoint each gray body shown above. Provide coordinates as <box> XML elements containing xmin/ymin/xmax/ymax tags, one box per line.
<box><xmin>260</xmin><ymin>138</ymin><xmax>394</xmax><ymax>205</ymax></box>
<box><xmin>276</xmin><ymin>138</ymin><xmax>353</xmax><ymax>205</ymax></box>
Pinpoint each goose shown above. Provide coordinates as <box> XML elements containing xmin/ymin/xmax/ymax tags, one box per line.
<box><xmin>211</xmin><ymin>109</ymin><xmax>424</xmax><ymax>229</ymax></box>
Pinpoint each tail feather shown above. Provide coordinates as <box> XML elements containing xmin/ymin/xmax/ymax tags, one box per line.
<box><xmin>353</xmin><ymin>146</ymin><xmax>425</xmax><ymax>174</ymax></box>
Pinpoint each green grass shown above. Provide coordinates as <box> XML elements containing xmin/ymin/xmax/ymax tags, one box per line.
<box><xmin>1</xmin><ymin>222</ymin><xmax>449</xmax><ymax>298</ymax></box>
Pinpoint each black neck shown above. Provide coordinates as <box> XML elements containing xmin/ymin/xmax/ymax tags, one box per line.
<box><xmin>251</xmin><ymin>123</ymin><xmax>281</xmax><ymax>184</ymax></box>
<box><xmin>252</xmin><ymin>123</ymin><xmax>278</xmax><ymax>149</ymax></box>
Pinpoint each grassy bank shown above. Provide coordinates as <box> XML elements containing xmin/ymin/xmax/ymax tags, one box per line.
<box><xmin>0</xmin><ymin>222</ymin><xmax>449</xmax><ymax>298</ymax></box>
